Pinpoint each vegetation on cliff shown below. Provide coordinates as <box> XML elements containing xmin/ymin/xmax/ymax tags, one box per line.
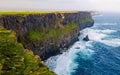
<box><xmin>0</xmin><ymin>26</ymin><xmax>56</xmax><ymax>75</ymax></box>
<box><xmin>80</xmin><ymin>18</ymin><xmax>93</xmax><ymax>24</ymax></box>
<box><xmin>28</xmin><ymin>23</ymin><xmax>78</xmax><ymax>42</ymax></box>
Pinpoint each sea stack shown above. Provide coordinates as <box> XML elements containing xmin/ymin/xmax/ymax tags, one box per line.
<box><xmin>83</xmin><ymin>35</ymin><xmax>89</xmax><ymax>41</ymax></box>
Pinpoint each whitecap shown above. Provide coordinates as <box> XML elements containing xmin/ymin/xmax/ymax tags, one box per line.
<box><xmin>102</xmin><ymin>23</ymin><xmax>117</xmax><ymax>26</ymax></box>
<box><xmin>80</xmin><ymin>28</ymin><xmax>107</xmax><ymax>42</ymax></box>
<box><xmin>100</xmin><ymin>29</ymin><xmax>117</xmax><ymax>34</ymax></box>
<box><xmin>45</xmin><ymin>55</ymin><xmax>59</xmax><ymax>70</ymax></box>
<box><xmin>82</xmin><ymin>28</ymin><xmax>120</xmax><ymax>47</ymax></box>
<box><xmin>80</xmin><ymin>28</ymin><xmax>117</xmax><ymax>44</ymax></box>
<box><xmin>100</xmin><ymin>38</ymin><xmax>120</xmax><ymax>47</ymax></box>
<box><xmin>94</xmin><ymin>23</ymin><xmax>117</xmax><ymax>26</ymax></box>
<box><xmin>54</xmin><ymin>52</ymin><xmax>71</xmax><ymax>75</ymax></box>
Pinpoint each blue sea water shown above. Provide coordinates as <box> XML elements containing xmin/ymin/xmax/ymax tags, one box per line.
<box><xmin>45</xmin><ymin>13</ymin><xmax>120</xmax><ymax>75</ymax></box>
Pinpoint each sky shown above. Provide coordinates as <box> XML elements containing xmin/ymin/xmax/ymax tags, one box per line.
<box><xmin>0</xmin><ymin>0</ymin><xmax>120</xmax><ymax>12</ymax></box>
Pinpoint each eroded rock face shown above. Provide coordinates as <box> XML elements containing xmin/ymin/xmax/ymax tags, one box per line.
<box><xmin>0</xmin><ymin>12</ymin><xmax>94</xmax><ymax>60</ymax></box>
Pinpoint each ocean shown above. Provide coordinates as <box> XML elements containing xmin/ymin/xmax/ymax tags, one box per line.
<box><xmin>45</xmin><ymin>13</ymin><xmax>120</xmax><ymax>75</ymax></box>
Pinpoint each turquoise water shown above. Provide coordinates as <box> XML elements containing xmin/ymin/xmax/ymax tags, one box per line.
<box><xmin>45</xmin><ymin>13</ymin><xmax>120</xmax><ymax>75</ymax></box>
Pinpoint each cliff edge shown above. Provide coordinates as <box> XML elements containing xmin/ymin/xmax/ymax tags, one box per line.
<box><xmin>0</xmin><ymin>11</ymin><xmax>94</xmax><ymax>60</ymax></box>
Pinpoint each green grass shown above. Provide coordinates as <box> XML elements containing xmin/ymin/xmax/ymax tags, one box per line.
<box><xmin>0</xmin><ymin>26</ymin><xmax>56</xmax><ymax>75</ymax></box>
<box><xmin>80</xmin><ymin>18</ymin><xmax>93</xmax><ymax>24</ymax></box>
<box><xmin>28</xmin><ymin>23</ymin><xmax>78</xmax><ymax>42</ymax></box>
<box><xmin>0</xmin><ymin>11</ymin><xmax>52</xmax><ymax>17</ymax></box>
<box><xmin>0</xmin><ymin>12</ymin><xmax>50</xmax><ymax>15</ymax></box>
<box><xmin>0</xmin><ymin>11</ymin><xmax>78</xmax><ymax>16</ymax></box>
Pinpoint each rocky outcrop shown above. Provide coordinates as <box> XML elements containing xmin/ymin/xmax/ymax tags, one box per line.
<box><xmin>83</xmin><ymin>35</ymin><xmax>89</xmax><ymax>41</ymax></box>
<box><xmin>0</xmin><ymin>12</ymin><xmax>94</xmax><ymax>60</ymax></box>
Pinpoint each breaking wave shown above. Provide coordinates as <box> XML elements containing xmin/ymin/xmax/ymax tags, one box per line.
<box><xmin>45</xmin><ymin>13</ymin><xmax>120</xmax><ymax>75</ymax></box>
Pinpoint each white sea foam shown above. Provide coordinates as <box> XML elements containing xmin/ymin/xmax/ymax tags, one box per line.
<box><xmin>54</xmin><ymin>46</ymin><xmax>79</xmax><ymax>75</ymax></box>
<box><xmin>54</xmin><ymin>52</ymin><xmax>71</xmax><ymax>75</ymax></box>
<box><xmin>101</xmin><ymin>38</ymin><xmax>120</xmax><ymax>47</ymax></box>
<box><xmin>81</xmin><ymin>28</ymin><xmax>119</xmax><ymax>47</ymax></box>
<box><xmin>100</xmin><ymin>29</ymin><xmax>117</xmax><ymax>34</ymax></box>
<box><xmin>95</xmin><ymin>23</ymin><xmax>117</xmax><ymax>26</ymax></box>
<box><xmin>80</xmin><ymin>28</ymin><xmax>107</xmax><ymax>42</ymax></box>
<box><xmin>45</xmin><ymin>55</ymin><xmax>59</xmax><ymax>70</ymax></box>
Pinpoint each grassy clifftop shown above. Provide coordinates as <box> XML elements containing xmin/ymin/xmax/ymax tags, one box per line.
<box><xmin>0</xmin><ymin>26</ymin><xmax>56</xmax><ymax>75</ymax></box>
<box><xmin>0</xmin><ymin>11</ymin><xmax>78</xmax><ymax>16</ymax></box>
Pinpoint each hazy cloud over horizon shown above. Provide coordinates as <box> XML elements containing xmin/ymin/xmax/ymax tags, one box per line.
<box><xmin>0</xmin><ymin>0</ymin><xmax>120</xmax><ymax>12</ymax></box>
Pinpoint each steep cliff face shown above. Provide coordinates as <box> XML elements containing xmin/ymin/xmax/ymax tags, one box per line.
<box><xmin>0</xmin><ymin>12</ymin><xmax>94</xmax><ymax>60</ymax></box>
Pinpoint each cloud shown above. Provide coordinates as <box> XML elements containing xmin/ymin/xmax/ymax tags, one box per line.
<box><xmin>0</xmin><ymin>0</ymin><xmax>120</xmax><ymax>12</ymax></box>
<box><xmin>89</xmin><ymin>0</ymin><xmax>120</xmax><ymax>11</ymax></box>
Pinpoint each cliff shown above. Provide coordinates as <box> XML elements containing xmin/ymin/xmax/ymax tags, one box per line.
<box><xmin>0</xmin><ymin>26</ymin><xmax>56</xmax><ymax>75</ymax></box>
<box><xmin>0</xmin><ymin>12</ymin><xmax>94</xmax><ymax>60</ymax></box>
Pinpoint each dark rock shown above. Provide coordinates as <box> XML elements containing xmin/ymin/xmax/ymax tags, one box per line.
<box><xmin>83</xmin><ymin>35</ymin><xmax>89</xmax><ymax>41</ymax></box>
<box><xmin>75</xmin><ymin>47</ymin><xmax>80</xmax><ymax>49</ymax></box>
